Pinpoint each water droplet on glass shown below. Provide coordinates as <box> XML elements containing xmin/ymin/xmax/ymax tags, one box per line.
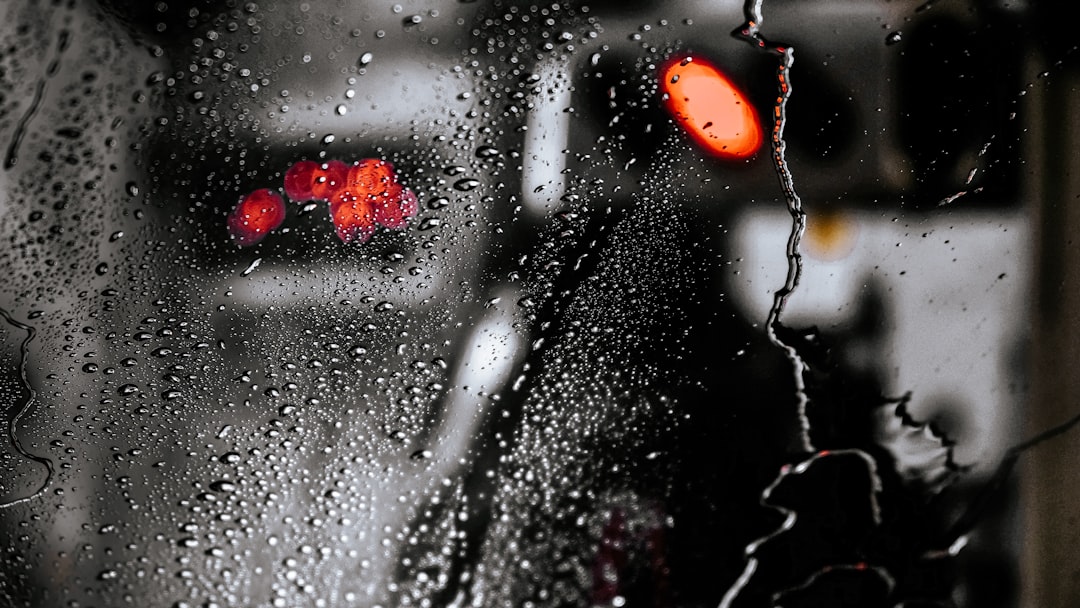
<box><xmin>219</xmin><ymin>452</ymin><xmax>242</xmax><ymax>464</ymax></box>
<box><xmin>240</xmin><ymin>258</ymin><xmax>261</xmax><ymax>276</ymax></box>
<box><xmin>453</xmin><ymin>177</ymin><xmax>480</xmax><ymax>191</ymax></box>
<box><xmin>209</xmin><ymin>480</ymin><xmax>237</xmax><ymax>493</ymax></box>
<box><xmin>418</xmin><ymin>217</ymin><xmax>442</xmax><ymax>230</ymax></box>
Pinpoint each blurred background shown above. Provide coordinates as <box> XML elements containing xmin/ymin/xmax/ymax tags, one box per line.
<box><xmin>1</xmin><ymin>0</ymin><xmax>1077</xmax><ymax>606</ymax></box>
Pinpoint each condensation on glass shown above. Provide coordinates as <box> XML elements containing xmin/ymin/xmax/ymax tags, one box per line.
<box><xmin>0</xmin><ymin>0</ymin><xmax>1070</xmax><ymax>607</ymax></box>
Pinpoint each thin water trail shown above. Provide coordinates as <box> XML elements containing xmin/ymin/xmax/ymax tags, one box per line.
<box><xmin>718</xmin><ymin>3</ymin><xmax>880</xmax><ymax>605</ymax></box>
<box><xmin>933</xmin><ymin>408</ymin><xmax>1080</xmax><ymax>553</ymax></box>
<box><xmin>718</xmin><ymin>449</ymin><xmax>883</xmax><ymax>608</ymax></box>
<box><xmin>733</xmin><ymin>0</ymin><xmax>812</xmax><ymax>454</ymax></box>
<box><xmin>0</xmin><ymin>307</ymin><xmax>54</xmax><ymax>509</ymax></box>
<box><xmin>4</xmin><ymin>29</ymin><xmax>70</xmax><ymax>170</ymax></box>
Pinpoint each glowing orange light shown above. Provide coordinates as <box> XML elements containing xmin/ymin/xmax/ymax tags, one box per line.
<box><xmin>327</xmin><ymin>159</ymin><xmax>418</xmax><ymax>244</ymax></box>
<box><xmin>227</xmin><ymin>188</ymin><xmax>286</xmax><ymax>247</ymax></box>
<box><xmin>283</xmin><ymin>160</ymin><xmax>320</xmax><ymax>201</ymax></box>
<box><xmin>310</xmin><ymin>160</ymin><xmax>350</xmax><ymax>201</ymax></box>
<box><xmin>659</xmin><ymin>54</ymin><xmax>763</xmax><ymax>160</ymax></box>
<box><xmin>230</xmin><ymin>157</ymin><xmax>419</xmax><ymax>247</ymax></box>
<box><xmin>330</xmin><ymin>195</ymin><xmax>377</xmax><ymax>244</ymax></box>
<box><xmin>805</xmin><ymin>210</ymin><xmax>858</xmax><ymax>261</ymax></box>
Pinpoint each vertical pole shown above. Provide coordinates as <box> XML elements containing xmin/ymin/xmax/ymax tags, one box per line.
<box><xmin>1021</xmin><ymin>69</ymin><xmax>1080</xmax><ymax>608</ymax></box>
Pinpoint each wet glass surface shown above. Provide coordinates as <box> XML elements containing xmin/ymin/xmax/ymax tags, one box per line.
<box><xmin>0</xmin><ymin>1</ymin><xmax>1075</xmax><ymax>606</ymax></box>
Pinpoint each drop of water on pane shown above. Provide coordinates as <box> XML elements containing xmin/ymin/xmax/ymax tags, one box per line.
<box><xmin>240</xmin><ymin>258</ymin><xmax>261</xmax><ymax>276</ymax></box>
<box><xmin>885</xmin><ymin>30</ymin><xmax>902</xmax><ymax>45</ymax></box>
<box><xmin>359</xmin><ymin>52</ymin><xmax>373</xmax><ymax>65</ymax></box>
<box><xmin>418</xmin><ymin>217</ymin><xmax>442</xmax><ymax>230</ymax></box>
<box><xmin>209</xmin><ymin>480</ymin><xmax>237</xmax><ymax>493</ymax></box>
<box><xmin>219</xmin><ymin>452</ymin><xmax>242</xmax><ymax>464</ymax></box>
<box><xmin>453</xmin><ymin>177</ymin><xmax>480</xmax><ymax>191</ymax></box>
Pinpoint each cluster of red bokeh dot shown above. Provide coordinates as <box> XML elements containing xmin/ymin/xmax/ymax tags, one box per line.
<box><xmin>227</xmin><ymin>158</ymin><xmax>419</xmax><ymax>247</ymax></box>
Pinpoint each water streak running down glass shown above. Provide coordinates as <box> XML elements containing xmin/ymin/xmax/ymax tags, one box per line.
<box><xmin>1</xmin><ymin>0</ymin><xmax>1076</xmax><ymax>606</ymax></box>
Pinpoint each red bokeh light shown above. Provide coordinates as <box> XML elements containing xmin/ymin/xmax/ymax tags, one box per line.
<box><xmin>226</xmin><ymin>188</ymin><xmax>286</xmax><ymax>247</ymax></box>
<box><xmin>659</xmin><ymin>54</ymin><xmax>763</xmax><ymax>160</ymax></box>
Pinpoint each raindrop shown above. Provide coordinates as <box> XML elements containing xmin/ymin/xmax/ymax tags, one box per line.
<box><xmin>240</xmin><ymin>258</ymin><xmax>261</xmax><ymax>276</ymax></box>
<box><xmin>453</xmin><ymin>177</ymin><xmax>480</xmax><ymax>191</ymax></box>
<box><xmin>219</xmin><ymin>452</ymin><xmax>242</xmax><ymax>464</ymax></box>
<box><xmin>209</xmin><ymin>480</ymin><xmax>237</xmax><ymax>493</ymax></box>
<box><xmin>418</xmin><ymin>217</ymin><xmax>441</xmax><ymax>230</ymax></box>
